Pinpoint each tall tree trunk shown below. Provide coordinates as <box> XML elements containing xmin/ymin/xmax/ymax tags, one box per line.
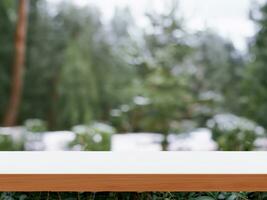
<box><xmin>3</xmin><ymin>0</ymin><xmax>28</xmax><ymax>126</ymax></box>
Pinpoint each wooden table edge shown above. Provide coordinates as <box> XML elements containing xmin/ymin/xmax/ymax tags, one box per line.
<box><xmin>0</xmin><ymin>174</ymin><xmax>266</xmax><ymax>191</ymax></box>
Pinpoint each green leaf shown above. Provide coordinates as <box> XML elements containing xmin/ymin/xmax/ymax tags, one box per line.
<box><xmin>194</xmin><ymin>197</ymin><xmax>215</xmax><ymax>200</ymax></box>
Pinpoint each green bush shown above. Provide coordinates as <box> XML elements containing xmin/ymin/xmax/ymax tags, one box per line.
<box><xmin>207</xmin><ymin>114</ymin><xmax>265</xmax><ymax>151</ymax></box>
<box><xmin>0</xmin><ymin>133</ymin><xmax>24</xmax><ymax>151</ymax></box>
<box><xmin>24</xmin><ymin>119</ymin><xmax>47</xmax><ymax>133</ymax></box>
<box><xmin>0</xmin><ymin>134</ymin><xmax>15</xmax><ymax>151</ymax></box>
<box><xmin>71</xmin><ymin>122</ymin><xmax>115</xmax><ymax>151</ymax></box>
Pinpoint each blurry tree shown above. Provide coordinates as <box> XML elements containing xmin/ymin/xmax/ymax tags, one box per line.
<box><xmin>3</xmin><ymin>0</ymin><xmax>28</xmax><ymax>126</ymax></box>
<box><xmin>56</xmin><ymin>4</ymin><xmax>135</xmax><ymax>128</ymax></box>
<box><xmin>0</xmin><ymin>0</ymin><xmax>16</xmax><ymax>123</ymax></box>
<box><xmin>192</xmin><ymin>31</ymin><xmax>244</xmax><ymax>124</ymax></box>
<box><xmin>21</xmin><ymin>0</ymin><xmax>67</xmax><ymax>129</ymax></box>
<box><xmin>12</xmin><ymin>2</ymin><xmax>135</xmax><ymax>129</ymax></box>
<box><xmin>110</xmin><ymin>7</ymin><xmax>134</xmax><ymax>41</ymax></box>
<box><xmin>0</xmin><ymin>0</ymin><xmax>258</xmax><ymax>142</ymax></box>
<box><xmin>194</xmin><ymin>32</ymin><xmax>243</xmax><ymax>94</ymax></box>
<box><xmin>241</xmin><ymin>2</ymin><xmax>267</xmax><ymax>128</ymax></box>
<box><xmin>56</xmin><ymin>5</ymin><xmax>100</xmax><ymax>127</ymax></box>
<box><xmin>111</xmin><ymin>4</ymin><xmax>246</xmax><ymax>150</ymax></box>
<box><xmin>125</xmin><ymin>2</ymin><xmax>195</xmax><ymax>149</ymax></box>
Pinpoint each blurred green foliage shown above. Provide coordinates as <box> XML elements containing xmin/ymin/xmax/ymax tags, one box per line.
<box><xmin>0</xmin><ymin>0</ymin><xmax>135</xmax><ymax>130</ymax></box>
<box><xmin>0</xmin><ymin>134</ymin><xmax>18</xmax><ymax>150</ymax></box>
<box><xmin>0</xmin><ymin>0</ymin><xmax>16</xmax><ymax>122</ymax></box>
<box><xmin>240</xmin><ymin>3</ymin><xmax>267</xmax><ymax>130</ymax></box>
<box><xmin>207</xmin><ymin>114</ymin><xmax>265</xmax><ymax>151</ymax></box>
<box><xmin>0</xmin><ymin>0</ymin><xmax>247</xmax><ymax>133</ymax></box>
<box><xmin>0</xmin><ymin>133</ymin><xmax>24</xmax><ymax>151</ymax></box>
<box><xmin>70</xmin><ymin>122</ymin><xmax>115</xmax><ymax>151</ymax></box>
<box><xmin>24</xmin><ymin>118</ymin><xmax>47</xmax><ymax>133</ymax></box>
<box><xmin>0</xmin><ymin>0</ymin><xmax>267</xmax><ymax>148</ymax></box>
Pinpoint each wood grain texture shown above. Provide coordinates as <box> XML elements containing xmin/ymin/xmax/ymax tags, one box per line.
<box><xmin>0</xmin><ymin>174</ymin><xmax>267</xmax><ymax>191</ymax></box>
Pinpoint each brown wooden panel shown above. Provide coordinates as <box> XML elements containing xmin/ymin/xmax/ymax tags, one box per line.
<box><xmin>0</xmin><ymin>174</ymin><xmax>266</xmax><ymax>191</ymax></box>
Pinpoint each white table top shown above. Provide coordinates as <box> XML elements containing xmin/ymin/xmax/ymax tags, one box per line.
<box><xmin>0</xmin><ymin>151</ymin><xmax>266</xmax><ymax>174</ymax></box>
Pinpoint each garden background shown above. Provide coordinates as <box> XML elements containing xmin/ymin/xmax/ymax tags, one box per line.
<box><xmin>1</xmin><ymin>0</ymin><xmax>267</xmax><ymax>199</ymax></box>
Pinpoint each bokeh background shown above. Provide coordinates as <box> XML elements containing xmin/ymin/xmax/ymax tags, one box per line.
<box><xmin>1</xmin><ymin>0</ymin><xmax>267</xmax><ymax>152</ymax></box>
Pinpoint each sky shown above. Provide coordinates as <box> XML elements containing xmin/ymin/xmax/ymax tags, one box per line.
<box><xmin>48</xmin><ymin>0</ymin><xmax>265</xmax><ymax>51</ymax></box>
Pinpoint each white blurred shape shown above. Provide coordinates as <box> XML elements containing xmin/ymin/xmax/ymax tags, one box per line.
<box><xmin>112</xmin><ymin>133</ymin><xmax>163</xmax><ymax>151</ymax></box>
<box><xmin>43</xmin><ymin>131</ymin><xmax>75</xmax><ymax>151</ymax></box>
<box><xmin>168</xmin><ymin>128</ymin><xmax>217</xmax><ymax>151</ymax></box>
